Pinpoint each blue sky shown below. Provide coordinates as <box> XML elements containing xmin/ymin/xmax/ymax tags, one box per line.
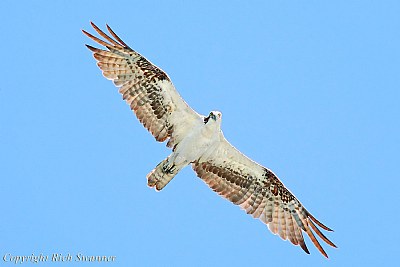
<box><xmin>1</xmin><ymin>0</ymin><xmax>399</xmax><ymax>266</ymax></box>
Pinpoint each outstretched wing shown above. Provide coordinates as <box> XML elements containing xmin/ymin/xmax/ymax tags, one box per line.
<box><xmin>192</xmin><ymin>136</ymin><xmax>336</xmax><ymax>257</ymax></box>
<box><xmin>83</xmin><ymin>22</ymin><xmax>202</xmax><ymax>148</ymax></box>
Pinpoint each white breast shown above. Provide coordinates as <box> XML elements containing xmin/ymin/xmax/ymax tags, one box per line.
<box><xmin>171</xmin><ymin>122</ymin><xmax>220</xmax><ymax>165</ymax></box>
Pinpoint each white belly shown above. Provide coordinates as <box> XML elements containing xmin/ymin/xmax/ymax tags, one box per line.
<box><xmin>170</xmin><ymin>123</ymin><xmax>219</xmax><ymax>165</ymax></box>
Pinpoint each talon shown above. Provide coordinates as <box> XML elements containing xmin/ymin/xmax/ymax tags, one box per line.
<box><xmin>170</xmin><ymin>165</ymin><xmax>176</xmax><ymax>173</ymax></box>
<box><xmin>162</xmin><ymin>163</ymin><xmax>168</xmax><ymax>172</ymax></box>
<box><xmin>162</xmin><ymin>163</ymin><xmax>175</xmax><ymax>174</ymax></box>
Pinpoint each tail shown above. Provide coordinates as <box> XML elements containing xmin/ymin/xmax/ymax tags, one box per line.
<box><xmin>146</xmin><ymin>157</ymin><xmax>183</xmax><ymax>191</ymax></box>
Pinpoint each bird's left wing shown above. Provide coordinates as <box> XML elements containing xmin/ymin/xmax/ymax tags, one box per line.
<box><xmin>192</xmin><ymin>136</ymin><xmax>336</xmax><ymax>257</ymax></box>
<box><xmin>83</xmin><ymin>22</ymin><xmax>202</xmax><ymax>148</ymax></box>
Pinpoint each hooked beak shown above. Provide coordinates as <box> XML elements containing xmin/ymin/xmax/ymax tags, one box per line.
<box><xmin>203</xmin><ymin>112</ymin><xmax>216</xmax><ymax>124</ymax></box>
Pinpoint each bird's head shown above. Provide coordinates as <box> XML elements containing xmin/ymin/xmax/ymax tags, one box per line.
<box><xmin>203</xmin><ymin>111</ymin><xmax>222</xmax><ymax>125</ymax></box>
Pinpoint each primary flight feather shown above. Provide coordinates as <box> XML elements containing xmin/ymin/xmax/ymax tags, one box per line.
<box><xmin>83</xmin><ymin>22</ymin><xmax>336</xmax><ymax>257</ymax></box>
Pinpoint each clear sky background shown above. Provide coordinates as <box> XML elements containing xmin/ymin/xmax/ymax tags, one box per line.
<box><xmin>1</xmin><ymin>1</ymin><xmax>399</xmax><ymax>266</ymax></box>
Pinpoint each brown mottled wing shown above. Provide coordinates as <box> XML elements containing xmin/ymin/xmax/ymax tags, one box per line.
<box><xmin>192</xmin><ymin>137</ymin><xmax>336</xmax><ymax>257</ymax></box>
<box><xmin>83</xmin><ymin>22</ymin><xmax>202</xmax><ymax>147</ymax></box>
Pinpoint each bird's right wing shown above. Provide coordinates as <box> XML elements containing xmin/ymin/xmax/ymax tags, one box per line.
<box><xmin>192</xmin><ymin>136</ymin><xmax>336</xmax><ymax>257</ymax></box>
<box><xmin>83</xmin><ymin>22</ymin><xmax>202</xmax><ymax>148</ymax></box>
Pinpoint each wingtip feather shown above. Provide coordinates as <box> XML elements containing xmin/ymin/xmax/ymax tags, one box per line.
<box><xmin>308</xmin><ymin>218</ymin><xmax>337</xmax><ymax>248</ymax></box>
<box><xmin>308</xmin><ymin>213</ymin><xmax>334</xmax><ymax>232</ymax></box>
<box><xmin>90</xmin><ymin>21</ymin><xmax>122</xmax><ymax>47</ymax></box>
<box><xmin>305</xmin><ymin>226</ymin><xmax>329</xmax><ymax>258</ymax></box>
<box><xmin>299</xmin><ymin>241</ymin><xmax>310</xmax><ymax>255</ymax></box>
<box><xmin>82</xmin><ymin>29</ymin><xmax>90</xmax><ymax>37</ymax></box>
<box><xmin>85</xmin><ymin>44</ymin><xmax>97</xmax><ymax>52</ymax></box>
<box><xmin>106</xmin><ymin>23</ymin><xmax>130</xmax><ymax>48</ymax></box>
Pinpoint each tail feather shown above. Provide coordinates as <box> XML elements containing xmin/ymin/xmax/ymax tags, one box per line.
<box><xmin>147</xmin><ymin>158</ymin><xmax>181</xmax><ymax>191</ymax></box>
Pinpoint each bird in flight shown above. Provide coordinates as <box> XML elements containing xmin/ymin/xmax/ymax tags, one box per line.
<box><xmin>83</xmin><ymin>22</ymin><xmax>336</xmax><ymax>257</ymax></box>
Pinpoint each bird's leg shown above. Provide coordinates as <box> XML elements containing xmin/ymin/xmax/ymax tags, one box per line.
<box><xmin>162</xmin><ymin>162</ymin><xmax>176</xmax><ymax>174</ymax></box>
<box><xmin>147</xmin><ymin>156</ymin><xmax>184</xmax><ymax>191</ymax></box>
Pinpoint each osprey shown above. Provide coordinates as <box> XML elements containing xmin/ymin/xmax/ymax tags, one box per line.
<box><xmin>83</xmin><ymin>22</ymin><xmax>336</xmax><ymax>257</ymax></box>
